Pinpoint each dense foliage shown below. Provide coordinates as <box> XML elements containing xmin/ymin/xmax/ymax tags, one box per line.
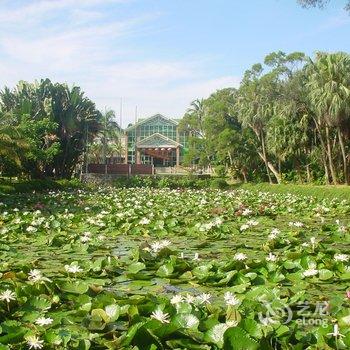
<box><xmin>0</xmin><ymin>188</ymin><xmax>349</xmax><ymax>349</ymax></box>
<box><xmin>180</xmin><ymin>51</ymin><xmax>350</xmax><ymax>185</ymax></box>
<box><xmin>0</xmin><ymin>79</ymin><xmax>102</xmax><ymax>179</ymax></box>
<box><xmin>297</xmin><ymin>0</ymin><xmax>350</xmax><ymax>12</ymax></box>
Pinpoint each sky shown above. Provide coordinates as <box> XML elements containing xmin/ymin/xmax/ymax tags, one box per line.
<box><xmin>0</xmin><ymin>0</ymin><xmax>349</xmax><ymax>126</ymax></box>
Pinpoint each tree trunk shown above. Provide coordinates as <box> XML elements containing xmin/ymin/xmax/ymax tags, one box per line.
<box><xmin>306</xmin><ymin>163</ymin><xmax>311</xmax><ymax>183</ymax></box>
<box><xmin>337</xmin><ymin>127</ymin><xmax>349</xmax><ymax>185</ymax></box>
<box><xmin>325</xmin><ymin>125</ymin><xmax>338</xmax><ymax>185</ymax></box>
<box><xmin>227</xmin><ymin>151</ymin><xmax>233</xmax><ymax>167</ymax></box>
<box><xmin>312</xmin><ymin>118</ymin><xmax>330</xmax><ymax>185</ymax></box>
<box><xmin>241</xmin><ymin>170</ymin><xmax>247</xmax><ymax>183</ymax></box>
<box><xmin>260</xmin><ymin>131</ymin><xmax>273</xmax><ymax>184</ymax></box>
<box><xmin>257</xmin><ymin>151</ymin><xmax>281</xmax><ymax>184</ymax></box>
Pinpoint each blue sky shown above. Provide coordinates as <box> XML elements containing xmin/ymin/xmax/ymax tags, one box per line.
<box><xmin>0</xmin><ymin>0</ymin><xmax>349</xmax><ymax>125</ymax></box>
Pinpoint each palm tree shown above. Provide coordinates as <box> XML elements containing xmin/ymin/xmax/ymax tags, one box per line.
<box><xmin>0</xmin><ymin>112</ymin><xmax>28</xmax><ymax>170</ymax></box>
<box><xmin>307</xmin><ymin>52</ymin><xmax>350</xmax><ymax>184</ymax></box>
<box><xmin>237</xmin><ymin>67</ymin><xmax>281</xmax><ymax>184</ymax></box>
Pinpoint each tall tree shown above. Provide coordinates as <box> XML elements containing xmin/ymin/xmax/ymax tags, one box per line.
<box><xmin>306</xmin><ymin>52</ymin><xmax>350</xmax><ymax>184</ymax></box>
<box><xmin>0</xmin><ymin>79</ymin><xmax>102</xmax><ymax>178</ymax></box>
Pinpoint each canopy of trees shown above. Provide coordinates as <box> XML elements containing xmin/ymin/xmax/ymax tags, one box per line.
<box><xmin>297</xmin><ymin>0</ymin><xmax>350</xmax><ymax>12</ymax></box>
<box><xmin>181</xmin><ymin>51</ymin><xmax>350</xmax><ymax>185</ymax></box>
<box><xmin>0</xmin><ymin>79</ymin><xmax>102</xmax><ymax>178</ymax></box>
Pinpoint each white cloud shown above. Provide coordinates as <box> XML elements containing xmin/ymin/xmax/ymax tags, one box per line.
<box><xmin>0</xmin><ymin>0</ymin><xmax>240</xmax><ymax>126</ymax></box>
<box><xmin>0</xmin><ymin>0</ymin><xmax>127</xmax><ymax>24</ymax></box>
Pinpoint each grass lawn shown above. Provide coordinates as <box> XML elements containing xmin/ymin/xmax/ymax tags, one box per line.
<box><xmin>236</xmin><ymin>182</ymin><xmax>350</xmax><ymax>201</ymax></box>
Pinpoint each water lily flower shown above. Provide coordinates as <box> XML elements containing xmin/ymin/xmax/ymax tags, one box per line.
<box><xmin>247</xmin><ymin>220</ymin><xmax>258</xmax><ymax>226</ymax></box>
<box><xmin>35</xmin><ymin>316</ymin><xmax>53</xmax><ymax>326</ymax></box>
<box><xmin>64</xmin><ymin>264</ymin><xmax>83</xmax><ymax>274</ymax></box>
<box><xmin>0</xmin><ymin>289</ymin><xmax>16</xmax><ymax>303</ymax></box>
<box><xmin>289</xmin><ymin>221</ymin><xmax>304</xmax><ymax>228</ymax></box>
<box><xmin>196</xmin><ymin>293</ymin><xmax>211</xmax><ymax>304</ymax></box>
<box><xmin>346</xmin><ymin>291</ymin><xmax>350</xmax><ymax>299</ymax></box>
<box><xmin>224</xmin><ymin>292</ymin><xmax>240</xmax><ymax>306</ymax></box>
<box><xmin>80</xmin><ymin>235</ymin><xmax>91</xmax><ymax>243</ymax></box>
<box><xmin>234</xmin><ymin>252</ymin><xmax>247</xmax><ymax>261</ymax></box>
<box><xmin>185</xmin><ymin>294</ymin><xmax>195</xmax><ymax>304</ymax></box>
<box><xmin>266</xmin><ymin>252</ymin><xmax>277</xmax><ymax>262</ymax></box>
<box><xmin>310</xmin><ymin>237</ymin><xmax>317</xmax><ymax>250</ymax></box>
<box><xmin>150</xmin><ymin>239</ymin><xmax>171</xmax><ymax>253</ymax></box>
<box><xmin>242</xmin><ymin>208</ymin><xmax>252</xmax><ymax>216</ymax></box>
<box><xmin>334</xmin><ymin>253</ymin><xmax>349</xmax><ymax>262</ymax></box>
<box><xmin>140</xmin><ymin>217</ymin><xmax>150</xmax><ymax>225</ymax></box>
<box><xmin>28</xmin><ymin>269</ymin><xmax>51</xmax><ymax>283</ymax></box>
<box><xmin>303</xmin><ymin>265</ymin><xmax>318</xmax><ymax>277</ymax></box>
<box><xmin>240</xmin><ymin>224</ymin><xmax>250</xmax><ymax>231</ymax></box>
<box><xmin>170</xmin><ymin>294</ymin><xmax>183</xmax><ymax>305</ymax></box>
<box><xmin>26</xmin><ymin>335</ymin><xmax>44</xmax><ymax>349</ymax></box>
<box><xmin>271</xmin><ymin>228</ymin><xmax>280</xmax><ymax>235</ymax></box>
<box><xmin>150</xmin><ymin>309</ymin><xmax>170</xmax><ymax>323</ymax></box>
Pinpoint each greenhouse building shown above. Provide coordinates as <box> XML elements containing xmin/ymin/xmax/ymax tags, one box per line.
<box><xmin>124</xmin><ymin>114</ymin><xmax>188</xmax><ymax>167</ymax></box>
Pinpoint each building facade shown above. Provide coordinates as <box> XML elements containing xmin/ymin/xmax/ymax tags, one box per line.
<box><xmin>124</xmin><ymin>114</ymin><xmax>187</xmax><ymax>166</ymax></box>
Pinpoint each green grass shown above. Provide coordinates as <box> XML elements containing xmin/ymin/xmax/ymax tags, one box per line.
<box><xmin>235</xmin><ymin>182</ymin><xmax>350</xmax><ymax>201</ymax></box>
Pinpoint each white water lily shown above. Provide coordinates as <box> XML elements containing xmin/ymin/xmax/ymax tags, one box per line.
<box><xmin>266</xmin><ymin>252</ymin><xmax>277</xmax><ymax>262</ymax></box>
<box><xmin>334</xmin><ymin>253</ymin><xmax>349</xmax><ymax>262</ymax></box>
<box><xmin>289</xmin><ymin>221</ymin><xmax>304</xmax><ymax>228</ymax></box>
<box><xmin>150</xmin><ymin>309</ymin><xmax>170</xmax><ymax>323</ymax></box>
<box><xmin>26</xmin><ymin>225</ymin><xmax>37</xmax><ymax>232</ymax></box>
<box><xmin>185</xmin><ymin>294</ymin><xmax>195</xmax><ymax>304</ymax></box>
<box><xmin>303</xmin><ymin>266</ymin><xmax>318</xmax><ymax>277</ymax></box>
<box><xmin>224</xmin><ymin>292</ymin><xmax>240</xmax><ymax>306</ymax></box>
<box><xmin>35</xmin><ymin>316</ymin><xmax>53</xmax><ymax>326</ymax></box>
<box><xmin>234</xmin><ymin>252</ymin><xmax>247</xmax><ymax>261</ymax></box>
<box><xmin>28</xmin><ymin>269</ymin><xmax>51</xmax><ymax>283</ymax></box>
<box><xmin>64</xmin><ymin>264</ymin><xmax>83</xmax><ymax>274</ymax></box>
<box><xmin>196</xmin><ymin>293</ymin><xmax>211</xmax><ymax>304</ymax></box>
<box><xmin>139</xmin><ymin>217</ymin><xmax>150</xmax><ymax>225</ymax></box>
<box><xmin>26</xmin><ymin>335</ymin><xmax>44</xmax><ymax>349</ymax></box>
<box><xmin>271</xmin><ymin>228</ymin><xmax>280</xmax><ymax>235</ymax></box>
<box><xmin>150</xmin><ymin>239</ymin><xmax>171</xmax><ymax>253</ymax></box>
<box><xmin>247</xmin><ymin>220</ymin><xmax>258</xmax><ymax>226</ymax></box>
<box><xmin>80</xmin><ymin>235</ymin><xmax>91</xmax><ymax>243</ymax></box>
<box><xmin>242</xmin><ymin>208</ymin><xmax>252</xmax><ymax>216</ymax></box>
<box><xmin>0</xmin><ymin>289</ymin><xmax>16</xmax><ymax>303</ymax></box>
<box><xmin>170</xmin><ymin>294</ymin><xmax>183</xmax><ymax>305</ymax></box>
<box><xmin>310</xmin><ymin>236</ymin><xmax>317</xmax><ymax>249</ymax></box>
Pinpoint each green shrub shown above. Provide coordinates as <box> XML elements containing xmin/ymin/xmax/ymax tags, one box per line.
<box><xmin>0</xmin><ymin>178</ymin><xmax>84</xmax><ymax>194</ymax></box>
<box><xmin>215</xmin><ymin>165</ymin><xmax>227</xmax><ymax>177</ymax></box>
<box><xmin>210</xmin><ymin>178</ymin><xmax>229</xmax><ymax>190</ymax></box>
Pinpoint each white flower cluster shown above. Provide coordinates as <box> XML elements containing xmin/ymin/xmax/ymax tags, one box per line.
<box><xmin>240</xmin><ymin>220</ymin><xmax>258</xmax><ymax>231</ymax></box>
